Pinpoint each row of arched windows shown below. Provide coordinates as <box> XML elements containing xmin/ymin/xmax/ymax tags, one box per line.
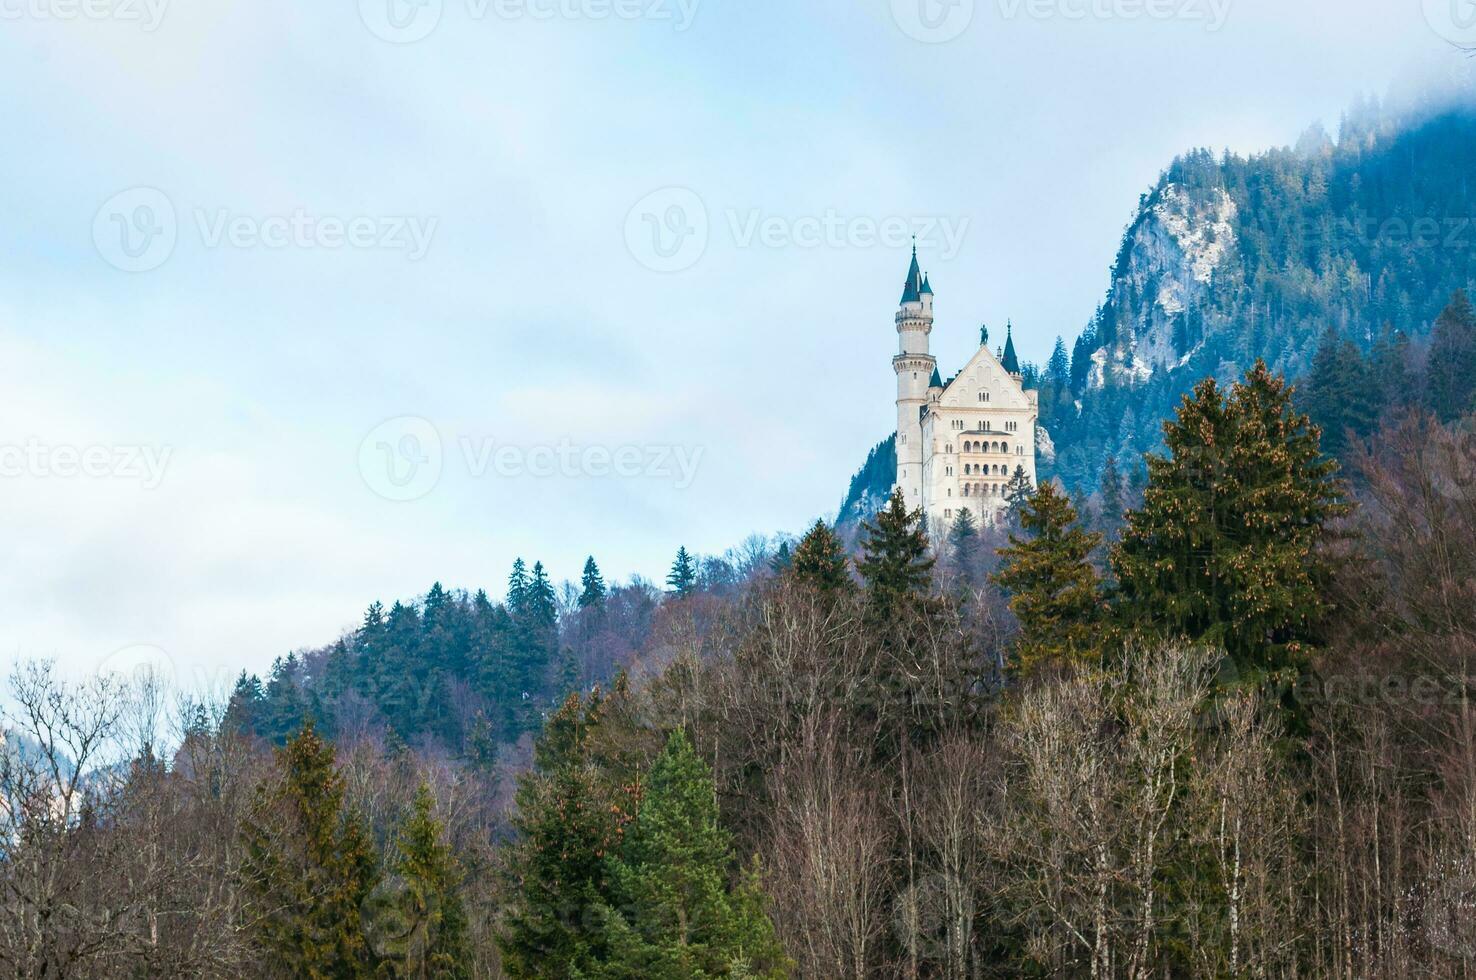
<box><xmin>962</xmin><ymin>440</ymin><xmax>1008</xmax><ymax>454</ymax></box>
<box><xmin>961</xmin><ymin>483</ymin><xmax>1002</xmax><ymax>498</ymax></box>
<box><xmin>963</xmin><ymin>463</ymin><xmax>1009</xmax><ymax>476</ymax></box>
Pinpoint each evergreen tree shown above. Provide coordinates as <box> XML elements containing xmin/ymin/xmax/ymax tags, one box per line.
<box><xmin>1299</xmin><ymin>329</ymin><xmax>1376</xmax><ymax>458</ymax></box>
<box><xmin>992</xmin><ymin>482</ymin><xmax>1105</xmax><ymax>676</ymax></box>
<box><xmin>261</xmin><ymin>653</ymin><xmax>313</xmax><ymax>744</ymax></box>
<box><xmin>371</xmin><ymin>784</ymin><xmax>469</xmax><ymax>979</ymax></box>
<box><xmin>223</xmin><ymin>671</ymin><xmax>266</xmax><ymax>739</ymax></box>
<box><xmin>507</xmin><ymin>558</ymin><xmax>530</xmax><ymax>616</ymax></box>
<box><xmin>667</xmin><ymin>547</ymin><xmax>698</xmax><ymax>598</ymax></box>
<box><xmin>855</xmin><ymin>489</ymin><xmax>934</xmax><ymax>615</ymax></box>
<box><xmin>788</xmin><ymin>520</ymin><xmax>854</xmax><ymax>594</ymax></box>
<box><xmin>593</xmin><ymin>730</ymin><xmax>788</xmax><ymax>979</ymax></box>
<box><xmin>1002</xmin><ymin>466</ymin><xmax>1034</xmax><ymax>527</ymax></box>
<box><xmin>1427</xmin><ymin>289</ymin><xmax>1476</xmax><ymax>422</ymax></box>
<box><xmin>1098</xmin><ymin>455</ymin><xmax>1125</xmax><ymax>537</ymax></box>
<box><xmin>1371</xmin><ymin>322</ymin><xmax>1416</xmax><ymax>412</ymax></box>
<box><xmin>579</xmin><ymin>556</ymin><xmax>608</xmax><ymax>609</ymax></box>
<box><xmin>500</xmin><ymin>686</ymin><xmax>649</xmax><ymax>979</ymax></box>
<box><xmin>1112</xmin><ymin>361</ymin><xmax>1347</xmax><ymax>677</ymax></box>
<box><xmin>242</xmin><ymin>722</ymin><xmax>380</xmax><ymax>977</ymax></box>
<box><xmin>767</xmin><ymin>541</ymin><xmax>792</xmax><ymax>574</ymax></box>
<box><xmin>946</xmin><ymin>508</ymin><xmax>981</xmax><ymax>584</ymax></box>
<box><xmin>527</xmin><ymin>562</ymin><xmax>559</xmax><ymax>633</ymax></box>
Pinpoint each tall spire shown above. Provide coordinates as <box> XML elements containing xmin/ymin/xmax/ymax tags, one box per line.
<box><xmin>900</xmin><ymin>241</ymin><xmax>924</xmax><ymax>304</ymax></box>
<box><xmin>1001</xmin><ymin>320</ymin><xmax>1020</xmax><ymax>374</ymax></box>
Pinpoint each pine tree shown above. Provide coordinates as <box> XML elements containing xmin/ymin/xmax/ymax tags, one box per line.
<box><xmin>1427</xmin><ymin>289</ymin><xmax>1476</xmax><ymax>422</ymax></box>
<box><xmin>499</xmin><ymin>687</ymin><xmax>649</xmax><ymax>979</ymax></box>
<box><xmin>855</xmin><ymin>489</ymin><xmax>934</xmax><ymax>615</ymax></box>
<box><xmin>767</xmin><ymin>541</ymin><xmax>792</xmax><ymax>574</ymax></box>
<box><xmin>667</xmin><ymin>547</ymin><xmax>698</xmax><ymax>598</ymax></box>
<box><xmin>507</xmin><ymin>558</ymin><xmax>530</xmax><ymax>616</ymax></box>
<box><xmin>242</xmin><ymin>722</ymin><xmax>380</xmax><ymax>977</ymax></box>
<box><xmin>1098</xmin><ymin>455</ymin><xmax>1125</xmax><ymax>538</ymax></box>
<box><xmin>1300</xmin><ymin>328</ymin><xmax>1375</xmax><ymax>458</ymax></box>
<box><xmin>580</xmin><ymin>556</ymin><xmax>608</xmax><ymax>609</ymax></box>
<box><xmin>527</xmin><ymin>562</ymin><xmax>559</xmax><ymax>633</ymax></box>
<box><xmin>371</xmin><ymin>784</ymin><xmax>469</xmax><ymax>979</ymax></box>
<box><xmin>788</xmin><ymin>520</ymin><xmax>853</xmax><ymax>594</ymax></box>
<box><xmin>593</xmin><ymin>729</ymin><xmax>789</xmax><ymax>979</ymax></box>
<box><xmin>223</xmin><ymin>670</ymin><xmax>266</xmax><ymax>739</ymax></box>
<box><xmin>1002</xmin><ymin>466</ymin><xmax>1034</xmax><ymax>527</ymax></box>
<box><xmin>1112</xmin><ymin>361</ymin><xmax>1347</xmax><ymax>677</ymax></box>
<box><xmin>992</xmin><ymin>481</ymin><xmax>1105</xmax><ymax>676</ymax></box>
<box><xmin>947</xmin><ymin>508</ymin><xmax>981</xmax><ymax>585</ymax></box>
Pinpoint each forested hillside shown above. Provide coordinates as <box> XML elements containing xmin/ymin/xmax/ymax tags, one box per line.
<box><xmin>8</xmin><ymin>357</ymin><xmax>1476</xmax><ymax>975</ymax></box>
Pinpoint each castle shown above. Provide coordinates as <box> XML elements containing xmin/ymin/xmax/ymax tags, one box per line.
<box><xmin>893</xmin><ymin>247</ymin><xmax>1039</xmax><ymax>527</ymax></box>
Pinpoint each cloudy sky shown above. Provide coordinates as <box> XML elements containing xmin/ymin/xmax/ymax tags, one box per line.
<box><xmin>0</xmin><ymin>0</ymin><xmax>1468</xmax><ymax>685</ymax></box>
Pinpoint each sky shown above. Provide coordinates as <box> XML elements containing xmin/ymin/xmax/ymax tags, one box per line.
<box><xmin>0</xmin><ymin>0</ymin><xmax>1469</xmax><ymax>687</ymax></box>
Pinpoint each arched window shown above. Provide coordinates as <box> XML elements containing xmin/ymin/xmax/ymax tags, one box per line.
<box><xmin>1001</xmin><ymin>441</ymin><xmax>1009</xmax><ymax>454</ymax></box>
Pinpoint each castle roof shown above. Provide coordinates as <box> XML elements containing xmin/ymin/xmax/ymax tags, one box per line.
<box><xmin>929</xmin><ymin>366</ymin><xmax>943</xmax><ymax>388</ymax></box>
<box><xmin>1001</xmin><ymin>321</ymin><xmax>1020</xmax><ymax>374</ymax></box>
<box><xmin>900</xmin><ymin>245</ymin><xmax>924</xmax><ymax>304</ymax></box>
<box><xmin>920</xmin><ymin>273</ymin><xmax>933</xmax><ymax>296</ymax></box>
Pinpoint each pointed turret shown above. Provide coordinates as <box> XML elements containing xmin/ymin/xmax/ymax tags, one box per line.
<box><xmin>1001</xmin><ymin>321</ymin><xmax>1020</xmax><ymax>375</ymax></box>
<box><xmin>929</xmin><ymin>366</ymin><xmax>942</xmax><ymax>389</ymax></box>
<box><xmin>900</xmin><ymin>243</ymin><xmax>924</xmax><ymax>304</ymax></box>
<box><xmin>920</xmin><ymin>273</ymin><xmax>933</xmax><ymax>296</ymax></box>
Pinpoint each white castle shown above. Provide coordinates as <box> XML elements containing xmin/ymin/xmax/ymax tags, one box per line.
<box><xmin>893</xmin><ymin>246</ymin><xmax>1039</xmax><ymax>527</ymax></box>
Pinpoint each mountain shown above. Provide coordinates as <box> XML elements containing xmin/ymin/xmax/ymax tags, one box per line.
<box><xmin>842</xmin><ymin>93</ymin><xmax>1476</xmax><ymax>512</ymax></box>
<box><xmin>1048</xmin><ymin>96</ymin><xmax>1476</xmax><ymax>491</ymax></box>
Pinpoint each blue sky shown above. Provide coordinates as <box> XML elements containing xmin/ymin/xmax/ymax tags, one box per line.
<box><xmin>0</xmin><ymin>0</ymin><xmax>1467</xmax><ymax>685</ymax></box>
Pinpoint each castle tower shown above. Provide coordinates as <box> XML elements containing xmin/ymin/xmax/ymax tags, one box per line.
<box><xmin>894</xmin><ymin>244</ymin><xmax>935</xmax><ymax>507</ymax></box>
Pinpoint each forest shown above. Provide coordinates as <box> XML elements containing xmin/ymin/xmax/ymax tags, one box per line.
<box><xmin>3</xmin><ymin>282</ymin><xmax>1476</xmax><ymax>976</ymax></box>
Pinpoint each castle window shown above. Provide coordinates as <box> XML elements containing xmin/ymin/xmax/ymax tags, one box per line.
<box><xmin>978</xmin><ymin>392</ymin><xmax>990</xmax><ymax>403</ymax></box>
<box><xmin>945</xmin><ymin>509</ymin><xmax>952</xmax><ymax>518</ymax></box>
<box><xmin>1002</xmin><ymin>441</ymin><xmax>1009</xmax><ymax>454</ymax></box>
